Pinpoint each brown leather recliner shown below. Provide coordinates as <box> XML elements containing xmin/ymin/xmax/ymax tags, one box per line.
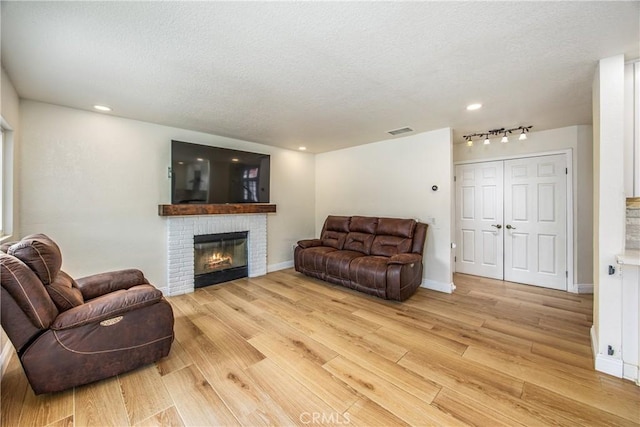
<box><xmin>0</xmin><ymin>234</ymin><xmax>174</xmax><ymax>394</ymax></box>
<box><xmin>295</xmin><ymin>216</ymin><xmax>428</xmax><ymax>301</ymax></box>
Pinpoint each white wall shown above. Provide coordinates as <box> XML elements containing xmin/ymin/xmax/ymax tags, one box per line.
<box><xmin>315</xmin><ymin>128</ymin><xmax>454</xmax><ymax>292</ymax></box>
<box><xmin>453</xmin><ymin>125</ymin><xmax>594</xmax><ymax>289</ymax></box>
<box><xmin>624</xmin><ymin>61</ymin><xmax>640</xmax><ymax>197</ymax></box>
<box><xmin>623</xmin><ymin>63</ymin><xmax>635</xmax><ymax>197</ymax></box>
<box><xmin>18</xmin><ymin>101</ymin><xmax>316</xmax><ymax>293</ymax></box>
<box><xmin>592</xmin><ymin>54</ymin><xmax>626</xmax><ymax>377</ymax></box>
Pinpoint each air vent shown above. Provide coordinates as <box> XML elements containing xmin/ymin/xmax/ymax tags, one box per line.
<box><xmin>387</xmin><ymin>127</ymin><xmax>414</xmax><ymax>136</ymax></box>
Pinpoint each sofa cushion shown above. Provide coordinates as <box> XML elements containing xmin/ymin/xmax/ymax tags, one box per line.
<box><xmin>8</xmin><ymin>234</ymin><xmax>62</xmax><ymax>285</ymax></box>
<box><xmin>343</xmin><ymin>232</ymin><xmax>374</xmax><ymax>254</ymax></box>
<box><xmin>377</xmin><ymin>218</ymin><xmax>416</xmax><ymax>238</ymax></box>
<box><xmin>349</xmin><ymin>216</ymin><xmax>378</xmax><ymax>234</ymax></box>
<box><xmin>370</xmin><ymin>235</ymin><xmax>413</xmax><ymax>257</ymax></box>
<box><xmin>298</xmin><ymin>246</ymin><xmax>336</xmax><ymax>272</ymax></box>
<box><xmin>325</xmin><ymin>250</ymin><xmax>364</xmax><ymax>280</ymax></box>
<box><xmin>349</xmin><ymin>256</ymin><xmax>389</xmax><ymax>296</ymax></box>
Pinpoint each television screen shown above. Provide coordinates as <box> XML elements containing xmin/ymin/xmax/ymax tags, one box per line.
<box><xmin>171</xmin><ymin>140</ymin><xmax>270</xmax><ymax>204</ymax></box>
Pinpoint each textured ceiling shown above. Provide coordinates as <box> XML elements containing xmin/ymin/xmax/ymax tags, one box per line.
<box><xmin>2</xmin><ymin>1</ymin><xmax>638</xmax><ymax>153</ymax></box>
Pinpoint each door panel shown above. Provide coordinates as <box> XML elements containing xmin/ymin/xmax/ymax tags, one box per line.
<box><xmin>503</xmin><ymin>155</ymin><xmax>567</xmax><ymax>290</ymax></box>
<box><xmin>455</xmin><ymin>161</ymin><xmax>504</xmax><ymax>279</ymax></box>
<box><xmin>538</xmin><ymin>234</ymin><xmax>557</xmax><ymax>274</ymax></box>
<box><xmin>511</xmin><ymin>232</ymin><xmax>529</xmax><ymax>270</ymax></box>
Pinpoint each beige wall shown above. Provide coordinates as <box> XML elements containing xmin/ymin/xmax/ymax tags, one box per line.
<box><xmin>453</xmin><ymin>125</ymin><xmax>594</xmax><ymax>289</ymax></box>
<box><xmin>315</xmin><ymin>128</ymin><xmax>454</xmax><ymax>291</ymax></box>
<box><xmin>1</xmin><ymin>67</ymin><xmax>21</xmax><ymax>239</ymax></box>
<box><xmin>18</xmin><ymin>101</ymin><xmax>316</xmax><ymax>293</ymax></box>
<box><xmin>1</xmin><ymin>68</ymin><xmax>21</xmax><ymax>373</ymax></box>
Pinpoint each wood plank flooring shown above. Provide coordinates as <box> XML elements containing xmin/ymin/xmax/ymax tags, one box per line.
<box><xmin>2</xmin><ymin>271</ymin><xmax>639</xmax><ymax>426</ymax></box>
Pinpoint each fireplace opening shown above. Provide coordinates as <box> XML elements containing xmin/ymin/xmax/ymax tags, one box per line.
<box><xmin>194</xmin><ymin>231</ymin><xmax>248</xmax><ymax>288</ymax></box>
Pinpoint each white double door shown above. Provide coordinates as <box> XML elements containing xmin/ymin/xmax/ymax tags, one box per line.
<box><xmin>455</xmin><ymin>154</ymin><xmax>567</xmax><ymax>290</ymax></box>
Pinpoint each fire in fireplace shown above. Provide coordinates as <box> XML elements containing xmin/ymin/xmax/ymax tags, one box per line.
<box><xmin>194</xmin><ymin>231</ymin><xmax>248</xmax><ymax>287</ymax></box>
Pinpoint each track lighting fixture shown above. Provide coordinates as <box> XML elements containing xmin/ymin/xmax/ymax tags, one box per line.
<box><xmin>463</xmin><ymin>126</ymin><xmax>532</xmax><ymax>146</ymax></box>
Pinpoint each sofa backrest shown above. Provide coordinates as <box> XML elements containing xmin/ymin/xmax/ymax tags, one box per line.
<box><xmin>343</xmin><ymin>216</ymin><xmax>378</xmax><ymax>254</ymax></box>
<box><xmin>370</xmin><ymin>217</ymin><xmax>416</xmax><ymax>256</ymax></box>
<box><xmin>1</xmin><ymin>253</ymin><xmax>59</xmax><ymax>352</ymax></box>
<box><xmin>320</xmin><ymin>216</ymin><xmax>350</xmax><ymax>249</ymax></box>
<box><xmin>0</xmin><ymin>234</ymin><xmax>89</xmax><ymax>353</ymax></box>
<box><xmin>320</xmin><ymin>215</ymin><xmax>427</xmax><ymax>256</ymax></box>
<box><xmin>3</xmin><ymin>234</ymin><xmax>84</xmax><ymax>312</ymax></box>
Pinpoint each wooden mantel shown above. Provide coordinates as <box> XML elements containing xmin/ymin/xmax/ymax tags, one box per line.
<box><xmin>158</xmin><ymin>203</ymin><xmax>276</xmax><ymax>216</ymax></box>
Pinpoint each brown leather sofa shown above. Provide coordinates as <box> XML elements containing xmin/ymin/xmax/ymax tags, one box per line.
<box><xmin>294</xmin><ymin>216</ymin><xmax>428</xmax><ymax>301</ymax></box>
<box><xmin>0</xmin><ymin>234</ymin><xmax>174</xmax><ymax>394</ymax></box>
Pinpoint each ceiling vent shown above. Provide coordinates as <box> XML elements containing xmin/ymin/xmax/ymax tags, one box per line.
<box><xmin>387</xmin><ymin>127</ymin><xmax>414</xmax><ymax>136</ymax></box>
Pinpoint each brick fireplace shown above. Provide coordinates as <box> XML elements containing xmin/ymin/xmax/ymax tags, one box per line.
<box><xmin>163</xmin><ymin>207</ymin><xmax>275</xmax><ymax>296</ymax></box>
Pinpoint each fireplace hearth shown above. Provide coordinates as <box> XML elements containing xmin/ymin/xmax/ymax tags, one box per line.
<box><xmin>194</xmin><ymin>231</ymin><xmax>248</xmax><ymax>288</ymax></box>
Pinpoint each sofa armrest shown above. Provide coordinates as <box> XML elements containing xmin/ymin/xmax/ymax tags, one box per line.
<box><xmin>51</xmin><ymin>285</ymin><xmax>162</xmax><ymax>330</ymax></box>
<box><xmin>76</xmin><ymin>269</ymin><xmax>150</xmax><ymax>300</ymax></box>
<box><xmin>387</xmin><ymin>253</ymin><xmax>423</xmax><ymax>265</ymax></box>
<box><xmin>297</xmin><ymin>239</ymin><xmax>323</xmax><ymax>249</ymax></box>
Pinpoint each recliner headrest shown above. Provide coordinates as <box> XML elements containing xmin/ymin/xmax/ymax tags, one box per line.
<box><xmin>8</xmin><ymin>234</ymin><xmax>62</xmax><ymax>285</ymax></box>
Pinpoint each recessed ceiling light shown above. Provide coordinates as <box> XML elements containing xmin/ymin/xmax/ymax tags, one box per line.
<box><xmin>298</xmin><ymin>146</ymin><xmax>307</xmax><ymax>151</ymax></box>
<box><xmin>466</xmin><ymin>103</ymin><xmax>482</xmax><ymax>111</ymax></box>
<box><xmin>231</xmin><ymin>158</ymin><xmax>239</xmax><ymax>162</ymax></box>
<box><xmin>93</xmin><ymin>104</ymin><xmax>112</xmax><ymax>112</ymax></box>
<box><xmin>196</xmin><ymin>158</ymin><xmax>204</xmax><ymax>162</ymax></box>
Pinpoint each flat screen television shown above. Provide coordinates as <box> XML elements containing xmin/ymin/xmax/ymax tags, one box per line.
<box><xmin>171</xmin><ymin>140</ymin><xmax>270</xmax><ymax>204</ymax></box>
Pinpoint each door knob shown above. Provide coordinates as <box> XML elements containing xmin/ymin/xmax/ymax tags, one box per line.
<box><xmin>491</xmin><ymin>224</ymin><xmax>502</xmax><ymax>229</ymax></box>
<box><xmin>506</xmin><ymin>224</ymin><xmax>516</xmax><ymax>230</ymax></box>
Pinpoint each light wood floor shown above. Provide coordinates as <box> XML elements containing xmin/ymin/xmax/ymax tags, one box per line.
<box><xmin>1</xmin><ymin>270</ymin><xmax>639</xmax><ymax>426</ymax></box>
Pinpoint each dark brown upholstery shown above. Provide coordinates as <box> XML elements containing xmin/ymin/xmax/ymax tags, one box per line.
<box><xmin>0</xmin><ymin>234</ymin><xmax>174</xmax><ymax>394</ymax></box>
<box><xmin>294</xmin><ymin>216</ymin><xmax>428</xmax><ymax>301</ymax></box>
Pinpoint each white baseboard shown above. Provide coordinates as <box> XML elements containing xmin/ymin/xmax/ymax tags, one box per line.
<box><xmin>623</xmin><ymin>363</ymin><xmax>639</xmax><ymax>384</ymax></box>
<box><xmin>576</xmin><ymin>283</ymin><xmax>594</xmax><ymax>294</ymax></box>
<box><xmin>591</xmin><ymin>325</ymin><xmax>623</xmax><ymax>378</ymax></box>
<box><xmin>268</xmin><ymin>260</ymin><xmax>294</xmax><ymax>273</ymax></box>
<box><xmin>595</xmin><ymin>354</ymin><xmax>624</xmax><ymax>378</ymax></box>
<box><xmin>420</xmin><ymin>279</ymin><xmax>455</xmax><ymax>294</ymax></box>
